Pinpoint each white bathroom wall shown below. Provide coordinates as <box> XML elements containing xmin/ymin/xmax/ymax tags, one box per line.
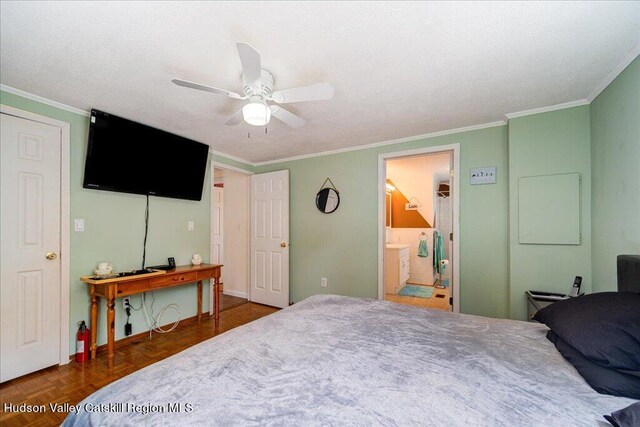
<box><xmin>387</xmin><ymin>228</ymin><xmax>434</xmax><ymax>285</ymax></box>
<box><xmin>387</xmin><ymin>153</ymin><xmax>450</xmax><ymax>225</ymax></box>
<box><xmin>386</xmin><ymin>153</ymin><xmax>450</xmax><ymax>286</ymax></box>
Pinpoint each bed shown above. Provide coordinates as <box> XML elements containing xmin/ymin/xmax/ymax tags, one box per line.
<box><xmin>64</xmin><ymin>259</ymin><xmax>639</xmax><ymax>426</ymax></box>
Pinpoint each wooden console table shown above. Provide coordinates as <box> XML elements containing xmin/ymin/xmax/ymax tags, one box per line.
<box><xmin>80</xmin><ymin>264</ymin><xmax>222</xmax><ymax>368</ymax></box>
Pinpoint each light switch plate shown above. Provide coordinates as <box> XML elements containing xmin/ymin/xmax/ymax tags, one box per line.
<box><xmin>187</xmin><ymin>221</ymin><xmax>194</xmax><ymax>231</ymax></box>
<box><xmin>74</xmin><ymin>219</ymin><xmax>85</xmax><ymax>232</ymax></box>
<box><xmin>470</xmin><ymin>167</ymin><xmax>496</xmax><ymax>185</ymax></box>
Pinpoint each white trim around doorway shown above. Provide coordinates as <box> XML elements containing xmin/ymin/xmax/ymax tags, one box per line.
<box><xmin>0</xmin><ymin>104</ymin><xmax>71</xmax><ymax>365</ymax></box>
<box><xmin>209</xmin><ymin>161</ymin><xmax>253</xmax><ymax>315</ymax></box>
<box><xmin>377</xmin><ymin>144</ymin><xmax>461</xmax><ymax>313</ymax></box>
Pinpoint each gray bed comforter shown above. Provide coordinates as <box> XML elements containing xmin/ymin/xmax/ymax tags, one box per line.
<box><xmin>63</xmin><ymin>295</ymin><xmax>635</xmax><ymax>426</ymax></box>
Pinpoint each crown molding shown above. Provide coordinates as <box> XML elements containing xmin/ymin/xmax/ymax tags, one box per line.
<box><xmin>208</xmin><ymin>149</ymin><xmax>257</xmax><ymax>168</ymax></box>
<box><xmin>504</xmin><ymin>99</ymin><xmax>590</xmax><ymax>120</ymax></box>
<box><xmin>587</xmin><ymin>42</ymin><xmax>640</xmax><ymax>103</ymax></box>
<box><xmin>7</xmin><ymin>57</ymin><xmax>635</xmax><ymax>168</ymax></box>
<box><xmin>0</xmin><ymin>84</ymin><xmax>90</xmax><ymax>117</ymax></box>
<box><xmin>0</xmin><ymin>84</ymin><xmax>259</xmax><ymax>168</ymax></box>
<box><xmin>253</xmin><ymin>120</ymin><xmax>507</xmax><ymax>166</ymax></box>
<box><xmin>211</xmin><ymin>161</ymin><xmax>254</xmax><ymax>175</ymax></box>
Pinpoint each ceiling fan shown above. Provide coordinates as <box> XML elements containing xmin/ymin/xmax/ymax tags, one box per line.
<box><xmin>172</xmin><ymin>43</ymin><xmax>334</xmax><ymax>128</ymax></box>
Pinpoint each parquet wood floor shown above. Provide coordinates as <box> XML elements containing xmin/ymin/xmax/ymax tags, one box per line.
<box><xmin>218</xmin><ymin>293</ymin><xmax>248</xmax><ymax>312</ymax></box>
<box><xmin>0</xmin><ymin>301</ymin><xmax>278</xmax><ymax>427</ymax></box>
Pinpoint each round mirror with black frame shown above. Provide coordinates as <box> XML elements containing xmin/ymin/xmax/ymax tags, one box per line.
<box><xmin>316</xmin><ymin>188</ymin><xmax>340</xmax><ymax>214</ymax></box>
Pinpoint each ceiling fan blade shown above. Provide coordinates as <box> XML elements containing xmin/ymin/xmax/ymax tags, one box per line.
<box><xmin>270</xmin><ymin>82</ymin><xmax>334</xmax><ymax>104</ymax></box>
<box><xmin>172</xmin><ymin>79</ymin><xmax>243</xmax><ymax>99</ymax></box>
<box><xmin>224</xmin><ymin>109</ymin><xmax>244</xmax><ymax>126</ymax></box>
<box><xmin>270</xmin><ymin>105</ymin><xmax>305</xmax><ymax>128</ymax></box>
<box><xmin>236</xmin><ymin>42</ymin><xmax>262</xmax><ymax>86</ymax></box>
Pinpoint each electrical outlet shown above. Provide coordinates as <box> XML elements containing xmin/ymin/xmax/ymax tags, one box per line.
<box><xmin>321</xmin><ymin>277</ymin><xmax>328</xmax><ymax>287</ymax></box>
<box><xmin>188</xmin><ymin>221</ymin><xmax>194</xmax><ymax>231</ymax></box>
<box><xmin>123</xmin><ymin>297</ymin><xmax>131</xmax><ymax>310</ymax></box>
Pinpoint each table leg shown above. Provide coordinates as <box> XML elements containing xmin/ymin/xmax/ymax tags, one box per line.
<box><xmin>214</xmin><ymin>276</ymin><xmax>220</xmax><ymax>327</ymax></box>
<box><xmin>107</xmin><ymin>297</ymin><xmax>115</xmax><ymax>368</ymax></box>
<box><xmin>90</xmin><ymin>288</ymin><xmax>99</xmax><ymax>360</ymax></box>
<box><xmin>197</xmin><ymin>280</ymin><xmax>203</xmax><ymax>321</ymax></box>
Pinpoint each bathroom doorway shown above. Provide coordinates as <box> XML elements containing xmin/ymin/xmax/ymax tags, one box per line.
<box><xmin>377</xmin><ymin>145</ymin><xmax>460</xmax><ymax>312</ymax></box>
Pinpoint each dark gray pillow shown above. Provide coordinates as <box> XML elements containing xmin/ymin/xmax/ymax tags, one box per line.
<box><xmin>604</xmin><ymin>401</ymin><xmax>640</xmax><ymax>427</ymax></box>
<box><xmin>547</xmin><ymin>330</ymin><xmax>640</xmax><ymax>399</ymax></box>
<box><xmin>533</xmin><ymin>292</ymin><xmax>640</xmax><ymax>371</ymax></box>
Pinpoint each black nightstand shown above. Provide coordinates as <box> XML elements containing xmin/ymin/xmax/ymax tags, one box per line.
<box><xmin>526</xmin><ymin>290</ymin><xmax>576</xmax><ymax>321</ymax></box>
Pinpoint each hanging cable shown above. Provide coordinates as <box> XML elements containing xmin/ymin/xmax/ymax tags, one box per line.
<box><xmin>124</xmin><ymin>303</ymin><xmax>132</xmax><ymax>336</ymax></box>
<box><xmin>129</xmin><ymin>296</ymin><xmax>143</xmax><ymax>312</ymax></box>
<box><xmin>141</xmin><ymin>194</ymin><xmax>149</xmax><ymax>270</ymax></box>
<box><xmin>140</xmin><ymin>292</ymin><xmax>181</xmax><ymax>340</ymax></box>
<box><xmin>134</xmin><ymin>194</ymin><xmax>181</xmax><ymax>339</ymax></box>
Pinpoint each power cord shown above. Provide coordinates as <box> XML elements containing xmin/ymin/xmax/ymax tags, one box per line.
<box><xmin>125</xmin><ymin>305</ymin><xmax>132</xmax><ymax>336</ymax></box>
<box><xmin>136</xmin><ymin>195</ymin><xmax>181</xmax><ymax>339</ymax></box>
<box><xmin>140</xmin><ymin>292</ymin><xmax>181</xmax><ymax>340</ymax></box>
<box><xmin>141</xmin><ymin>195</ymin><xmax>149</xmax><ymax>270</ymax></box>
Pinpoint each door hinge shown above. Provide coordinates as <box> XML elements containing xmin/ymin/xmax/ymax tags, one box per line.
<box><xmin>449</xmin><ymin>233</ymin><xmax>453</xmax><ymax>241</ymax></box>
<box><xmin>449</xmin><ymin>297</ymin><xmax>453</xmax><ymax>306</ymax></box>
<box><xmin>449</xmin><ymin>169</ymin><xmax>454</xmax><ymax>177</ymax></box>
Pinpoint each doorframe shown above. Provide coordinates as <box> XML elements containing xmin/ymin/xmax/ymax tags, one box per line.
<box><xmin>209</xmin><ymin>160</ymin><xmax>253</xmax><ymax>314</ymax></box>
<box><xmin>377</xmin><ymin>143</ymin><xmax>461</xmax><ymax>313</ymax></box>
<box><xmin>0</xmin><ymin>104</ymin><xmax>71</xmax><ymax>365</ymax></box>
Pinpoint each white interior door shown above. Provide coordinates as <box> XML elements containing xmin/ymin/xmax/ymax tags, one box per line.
<box><xmin>1</xmin><ymin>113</ymin><xmax>62</xmax><ymax>382</ymax></box>
<box><xmin>250</xmin><ymin>170</ymin><xmax>289</xmax><ymax>308</ymax></box>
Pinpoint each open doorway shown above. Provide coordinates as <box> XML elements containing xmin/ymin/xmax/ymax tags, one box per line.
<box><xmin>210</xmin><ymin>162</ymin><xmax>252</xmax><ymax>313</ymax></box>
<box><xmin>378</xmin><ymin>144</ymin><xmax>460</xmax><ymax>313</ymax></box>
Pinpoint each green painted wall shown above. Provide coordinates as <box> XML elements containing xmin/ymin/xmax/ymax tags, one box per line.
<box><xmin>0</xmin><ymin>90</ymin><xmax>253</xmax><ymax>354</ymax></box>
<box><xmin>257</xmin><ymin>125</ymin><xmax>511</xmax><ymax>318</ymax></box>
<box><xmin>590</xmin><ymin>57</ymin><xmax>640</xmax><ymax>291</ymax></box>
<box><xmin>5</xmin><ymin>55</ymin><xmax>634</xmax><ymax>347</ymax></box>
<box><xmin>508</xmin><ymin>105</ymin><xmax>592</xmax><ymax>319</ymax></box>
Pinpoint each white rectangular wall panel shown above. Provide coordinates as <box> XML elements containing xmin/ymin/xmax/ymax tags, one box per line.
<box><xmin>518</xmin><ymin>173</ymin><xmax>581</xmax><ymax>245</ymax></box>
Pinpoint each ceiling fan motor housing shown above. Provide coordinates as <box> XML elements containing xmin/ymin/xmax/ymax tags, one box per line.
<box><xmin>172</xmin><ymin>42</ymin><xmax>333</xmax><ymax>128</ymax></box>
<box><xmin>242</xmin><ymin>69</ymin><xmax>274</xmax><ymax>99</ymax></box>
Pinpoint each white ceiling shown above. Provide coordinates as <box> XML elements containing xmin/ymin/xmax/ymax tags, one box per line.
<box><xmin>2</xmin><ymin>1</ymin><xmax>639</xmax><ymax>164</ymax></box>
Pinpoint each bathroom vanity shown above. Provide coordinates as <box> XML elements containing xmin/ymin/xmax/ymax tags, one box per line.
<box><xmin>385</xmin><ymin>244</ymin><xmax>410</xmax><ymax>294</ymax></box>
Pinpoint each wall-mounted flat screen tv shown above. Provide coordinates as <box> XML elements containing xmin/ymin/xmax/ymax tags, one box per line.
<box><xmin>83</xmin><ymin>109</ymin><xmax>209</xmax><ymax>201</ymax></box>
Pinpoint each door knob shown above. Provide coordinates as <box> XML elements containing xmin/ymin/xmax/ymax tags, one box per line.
<box><xmin>280</xmin><ymin>242</ymin><xmax>288</xmax><ymax>248</ymax></box>
<box><xmin>45</xmin><ymin>251</ymin><xmax>57</xmax><ymax>260</ymax></box>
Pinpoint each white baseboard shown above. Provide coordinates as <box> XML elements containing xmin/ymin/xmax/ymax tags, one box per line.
<box><xmin>223</xmin><ymin>289</ymin><xmax>247</xmax><ymax>299</ymax></box>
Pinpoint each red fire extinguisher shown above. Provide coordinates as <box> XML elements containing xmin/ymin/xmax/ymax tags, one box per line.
<box><xmin>76</xmin><ymin>320</ymin><xmax>90</xmax><ymax>363</ymax></box>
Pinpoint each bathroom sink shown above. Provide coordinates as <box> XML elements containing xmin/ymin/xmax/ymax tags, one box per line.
<box><xmin>386</xmin><ymin>244</ymin><xmax>410</xmax><ymax>249</ymax></box>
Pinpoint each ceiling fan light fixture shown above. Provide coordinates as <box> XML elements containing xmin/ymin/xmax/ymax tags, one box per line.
<box><xmin>242</xmin><ymin>101</ymin><xmax>271</xmax><ymax>126</ymax></box>
<box><xmin>173</xmin><ymin>42</ymin><xmax>334</xmax><ymax>129</ymax></box>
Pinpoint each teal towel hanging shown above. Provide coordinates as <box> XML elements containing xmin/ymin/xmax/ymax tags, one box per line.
<box><xmin>418</xmin><ymin>240</ymin><xmax>428</xmax><ymax>257</ymax></box>
<box><xmin>433</xmin><ymin>231</ymin><xmax>445</xmax><ymax>273</ymax></box>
